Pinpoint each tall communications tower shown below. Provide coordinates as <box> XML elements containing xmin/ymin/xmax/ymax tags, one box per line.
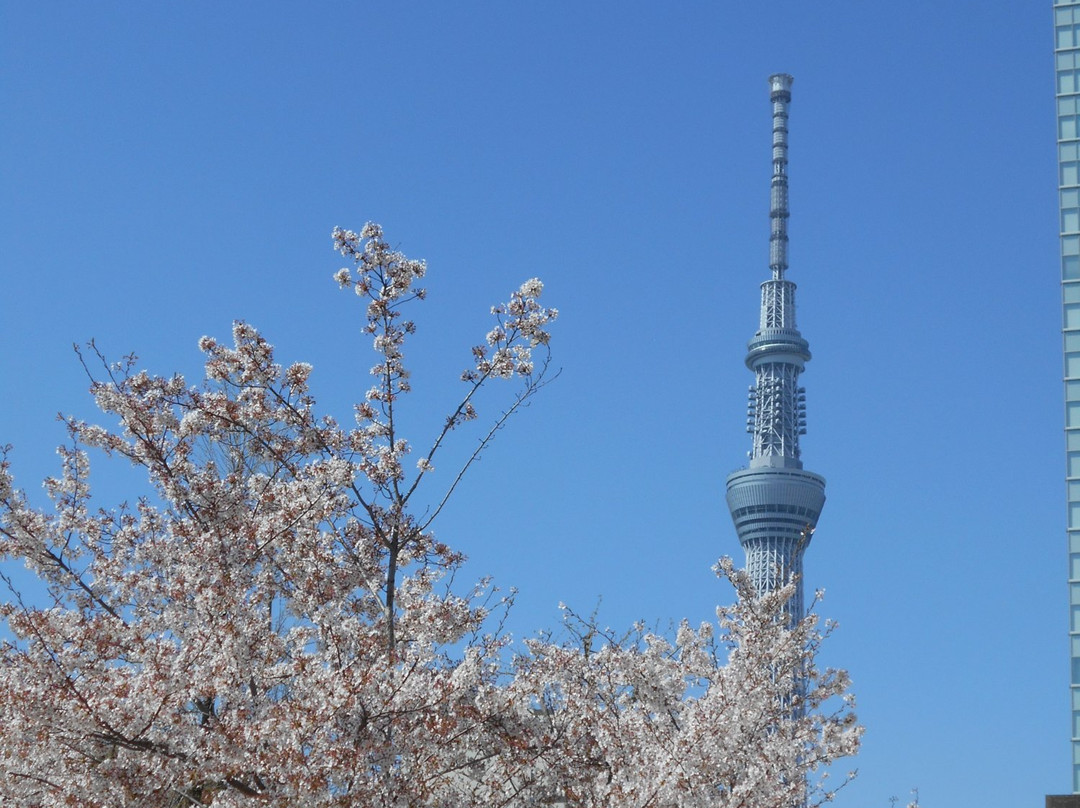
<box><xmin>726</xmin><ymin>74</ymin><xmax>826</xmax><ymax>618</ymax></box>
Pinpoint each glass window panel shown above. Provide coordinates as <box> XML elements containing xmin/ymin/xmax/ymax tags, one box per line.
<box><xmin>1070</xmin><ymin>503</ymin><xmax>1080</xmax><ymax>529</ymax></box>
<box><xmin>1064</xmin><ymin>162</ymin><xmax>1079</xmax><ymax>186</ymax></box>
<box><xmin>1066</xmin><ymin>210</ymin><xmax>1080</xmax><ymax>233</ymax></box>
<box><xmin>1069</xmin><ymin>430</ymin><xmax>1080</xmax><ymax>451</ymax></box>
<box><xmin>1073</xmin><ymin>552</ymin><xmax>1080</xmax><ymax>579</ymax></box>
<box><xmin>1069</xmin><ymin>452</ymin><xmax>1080</xmax><ymax>478</ymax></box>
<box><xmin>1075</xmin><ymin>657</ymin><xmax>1080</xmax><ymax>684</ymax></box>
<box><xmin>1073</xmin><ymin>636</ymin><xmax>1080</xmax><ymax>655</ymax></box>
<box><xmin>1072</xmin><ymin>582</ymin><xmax>1080</xmax><ymax>604</ymax></box>
<box><xmin>1066</xmin><ymin>235</ymin><xmax>1080</xmax><ymax>256</ymax></box>
<box><xmin>1064</xmin><ymin>143</ymin><xmax>1080</xmax><ymax>161</ymax></box>
<box><xmin>1068</xmin><ymin>380</ymin><xmax>1080</xmax><ymax>400</ymax></box>
<box><xmin>1065</xmin><ymin>189</ymin><xmax>1080</xmax><ymax>208</ymax></box>
<box><xmin>1066</xmin><ymin>303</ymin><xmax>1080</xmax><ymax>329</ymax></box>
<box><xmin>1060</xmin><ymin>8</ymin><xmax>1073</xmax><ymax>24</ymax></box>
<box><xmin>1060</xmin><ymin>28</ymin><xmax>1073</xmax><ymax>49</ymax></box>
<box><xmin>1067</xmin><ymin>352</ymin><xmax>1080</xmax><ymax>377</ymax></box>
<box><xmin>1071</xmin><ymin>451</ymin><xmax>1080</xmax><ymax>478</ymax></box>
<box><xmin>1068</xmin><ymin>284</ymin><xmax>1080</xmax><ymax>304</ymax></box>
<box><xmin>1072</xmin><ymin>605</ymin><xmax>1080</xmax><ymax>632</ymax></box>
<box><xmin>1069</xmin><ymin>480</ymin><xmax>1080</xmax><ymax>500</ymax></box>
<box><xmin>1064</xmin><ymin>73</ymin><xmax>1077</xmax><ymax>95</ymax></box>
<box><xmin>1066</xmin><ymin>333</ymin><xmax>1080</xmax><ymax>351</ymax></box>
<box><xmin>1066</xmin><ymin>255</ymin><xmax>1080</xmax><ymax>280</ymax></box>
<box><xmin>1070</xmin><ymin>531</ymin><xmax>1080</xmax><ymax>552</ymax></box>
<box><xmin>1070</xmin><ymin>402</ymin><xmax>1080</xmax><ymax>426</ymax></box>
<box><xmin>1072</xmin><ymin>689</ymin><xmax>1080</xmax><ymax>710</ymax></box>
<box><xmin>1064</xmin><ymin>97</ymin><xmax>1078</xmax><ymax>115</ymax></box>
<box><xmin>1074</xmin><ymin>711</ymin><xmax>1080</xmax><ymax>738</ymax></box>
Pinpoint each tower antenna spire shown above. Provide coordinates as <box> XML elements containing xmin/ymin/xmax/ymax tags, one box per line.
<box><xmin>726</xmin><ymin>74</ymin><xmax>826</xmax><ymax>617</ymax></box>
<box><xmin>769</xmin><ymin>73</ymin><xmax>793</xmax><ymax>281</ymax></box>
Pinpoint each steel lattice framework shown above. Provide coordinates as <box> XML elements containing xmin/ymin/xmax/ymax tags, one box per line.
<box><xmin>726</xmin><ymin>74</ymin><xmax>826</xmax><ymax>619</ymax></box>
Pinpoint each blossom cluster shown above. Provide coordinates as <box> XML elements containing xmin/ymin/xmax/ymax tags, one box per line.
<box><xmin>466</xmin><ymin>277</ymin><xmax>558</xmax><ymax>382</ymax></box>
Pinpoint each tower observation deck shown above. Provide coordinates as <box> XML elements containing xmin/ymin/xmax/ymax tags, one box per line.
<box><xmin>726</xmin><ymin>74</ymin><xmax>826</xmax><ymax>618</ymax></box>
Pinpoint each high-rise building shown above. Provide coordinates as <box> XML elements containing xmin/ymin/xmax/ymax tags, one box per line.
<box><xmin>726</xmin><ymin>74</ymin><xmax>826</xmax><ymax>618</ymax></box>
<box><xmin>1058</xmin><ymin>0</ymin><xmax>1080</xmax><ymax>794</ymax></box>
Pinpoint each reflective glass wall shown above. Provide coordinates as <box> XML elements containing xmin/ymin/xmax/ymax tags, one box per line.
<box><xmin>1057</xmin><ymin>0</ymin><xmax>1080</xmax><ymax>792</ymax></box>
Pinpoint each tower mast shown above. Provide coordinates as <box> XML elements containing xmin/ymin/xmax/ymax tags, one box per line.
<box><xmin>726</xmin><ymin>74</ymin><xmax>826</xmax><ymax>618</ymax></box>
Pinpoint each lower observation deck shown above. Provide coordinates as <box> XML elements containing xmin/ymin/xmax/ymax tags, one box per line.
<box><xmin>725</xmin><ymin>467</ymin><xmax>826</xmax><ymax>604</ymax></box>
<box><xmin>726</xmin><ymin>466</ymin><xmax>826</xmax><ymax>541</ymax></box>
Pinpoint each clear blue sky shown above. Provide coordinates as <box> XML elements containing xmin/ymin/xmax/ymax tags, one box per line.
<box><xmin>0</xmin><ymin>2</ymin><xmax>1061</xmax><ymax>805</ymax></box>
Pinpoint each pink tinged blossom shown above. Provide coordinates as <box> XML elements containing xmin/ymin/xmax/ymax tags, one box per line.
<box><xmin>284</xmin><ymin>362</ymin><xmax>313</xmax><ymax>389</ymax></box>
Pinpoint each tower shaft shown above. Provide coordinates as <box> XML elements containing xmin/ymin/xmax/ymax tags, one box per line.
<box><xmin>726</xmin><ymin>74</ymin><xmax>825</xmax><ymax>615</ymax></box>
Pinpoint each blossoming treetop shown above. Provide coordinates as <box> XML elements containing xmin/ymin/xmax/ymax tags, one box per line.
<box><xmin>0</xmin><ymin>224</ymin><xmax>859</xmax><ymax>807</ymax></box>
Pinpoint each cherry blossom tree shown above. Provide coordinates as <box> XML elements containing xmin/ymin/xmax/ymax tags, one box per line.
<box><xmin>0</xmin><ymin>223</ymin><xmax>860</xmax><ymax>807</ymax></box>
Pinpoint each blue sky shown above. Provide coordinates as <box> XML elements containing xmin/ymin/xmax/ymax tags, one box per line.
<box><xmin>0</xmin><ymin>2</ymin><xmax>1062</xmax><ymax>805</ymax></box>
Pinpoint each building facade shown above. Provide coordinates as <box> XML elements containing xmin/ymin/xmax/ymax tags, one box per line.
<box><xmin>726</xmin><ymin>74</ymin><xmax>825</xmax><ymax>618</ymax></box>
<box><xmin>1058</xmin><ymin>0</ymin><xmax>1080</xmax><ymax>794</ymax></box>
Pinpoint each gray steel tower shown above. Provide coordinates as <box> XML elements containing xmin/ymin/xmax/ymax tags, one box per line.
<box><xmin>726</xmin><ymin>74</ymin><xmax>825</xmax><ymax>618</ymax></box>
